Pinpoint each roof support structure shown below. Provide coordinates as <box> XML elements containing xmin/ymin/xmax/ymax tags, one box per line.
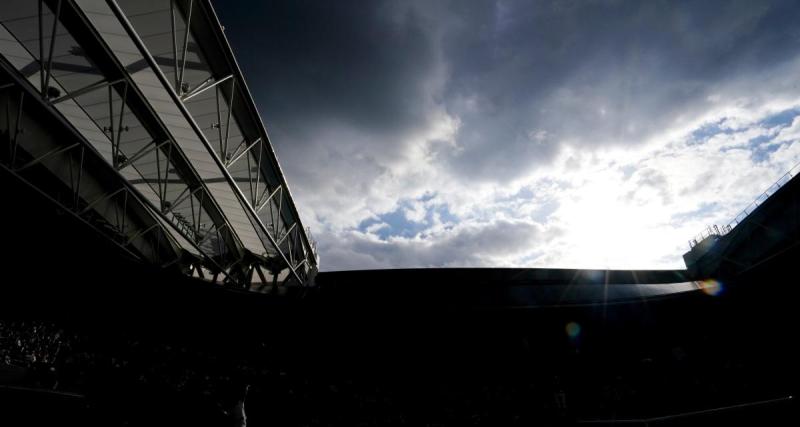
<box><xmin>0</xmin><ymin>38</ymin><xmax>237</xmax><ymax>285</ymax></box>
<box><xmin>0</xmin><ymin>74</ymin><xmax>176</xmax><ymax>266</ymax></box>
<box><xmin>195</xmin><ymin>0</ymin><xmax>319</xmax><ymax>269</ymax></box>
<box><xmin>1</xmin><ymin>0</ymin><xmax>318</xmax><ymax>289</ymax></box>
<box><xmin>103</xmin><ymin>0</ymin><xmax>310</xmax><ymax>284</ymax></box>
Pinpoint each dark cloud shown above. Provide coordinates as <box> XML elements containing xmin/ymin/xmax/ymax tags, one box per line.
<box><xmin>218</xmin><ymin>0</ymin><xmax>800</xmax><ymax>184</ymax></box>
<box><xmin>217</xmin><ymin>1</ymin><xmax>438</xmax><ymax>140</ymax></box>
<box><xmin>439</xmin><ymin>0</ymin><xmax>800</xmax><ymax>180</ymax></box>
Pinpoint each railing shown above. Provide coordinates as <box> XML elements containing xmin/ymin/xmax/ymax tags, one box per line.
<box><xmin>689</xmin><ymin>163</ymin><xmax>800</xmax><ymax>249</ymax></box>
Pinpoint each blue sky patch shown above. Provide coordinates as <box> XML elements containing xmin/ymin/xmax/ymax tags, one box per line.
<box><xmin>358</xmin><ymin>198</ymin><xmax>459</xmax><ymax>240</ymax></box>
<box><xmin>746</xmin><ymin>108</ymin><xmax>800</xmax><ymax>161</ymax></box>
<box><xmin>748</xmin><ymin>140</ymin><xmax>783</xmax><ymax>163</ymax></box>
<box><xmin>758</xmin><ymin>107</ymin><xmax>800</xmax><ymax>129</ymax></box>
<box><xmin>688</xmin><ymin>119</ymin><xmax>735</xmax><ymax>144</ymax></box>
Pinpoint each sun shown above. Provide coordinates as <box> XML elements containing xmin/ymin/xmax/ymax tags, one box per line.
<box><xmin>551</xmin><ymin>169</ymin><xmax>679</xmax><ymax>269</ymax></box>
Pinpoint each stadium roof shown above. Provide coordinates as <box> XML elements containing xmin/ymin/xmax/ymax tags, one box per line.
<box><xmin>0</xmin><ymin>0</ymin><xmax>317</xmax><ymax>288</ymax></box>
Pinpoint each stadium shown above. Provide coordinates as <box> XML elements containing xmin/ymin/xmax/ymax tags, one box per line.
<box><xmin>1</xmin><ymin>0</ymin><xmax>798</xmax><ymax>425</ymax></box>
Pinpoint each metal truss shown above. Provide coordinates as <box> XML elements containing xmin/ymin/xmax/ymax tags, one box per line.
<box><xmin>1</xmin><ymin>79</ymin><xmax>177</xmax><ymax>269</ymax></box>
<box><xmin>0</xmin><ymin>60</ymin><xmax>257</xmax><ymax>282</ymax></box>
<box><xmin>0</xmin><ymin>0</ymin><xmax>318</xmax><ymax>289</ymax></box>
<box><xmin>105</xmin><ymin>0</ymin><xmax>318</xmax><ymax>282</ymax></box>
<box><xmin>106</xmin><ymin>0</ymin><xmax>308</xmax><ymax>286</ymax></box>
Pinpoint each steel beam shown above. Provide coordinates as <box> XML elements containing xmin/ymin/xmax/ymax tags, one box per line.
<box><xmin>105</xmin><ymin>0</ymin><xmax>304</xmax><ymax>283</ymax></box>
<box><xmin>0</xmin><ymin>57</ymin><xmax>237</xmax><ymax>284</ymax></box>
<box><xmin>197</xmin><ymin>0</ymin><xmax>318</xmax><ymax>271</ymax></box>
<box><xmin>182</xmin><ymin>73</ymin><xmax>233</xmax><ymax>101</ymax></box>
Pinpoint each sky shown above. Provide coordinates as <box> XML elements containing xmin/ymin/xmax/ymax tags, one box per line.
<box><xmin>215</xmin><ymin>0</ymin><xmax>800</xmax><ymax>271</ymax></box>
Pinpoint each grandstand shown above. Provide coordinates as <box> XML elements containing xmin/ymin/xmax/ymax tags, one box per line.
<box><xmin>2</xmin><ymin>1</ymin><xmax>799</xmax><ymax>426</ymax></box>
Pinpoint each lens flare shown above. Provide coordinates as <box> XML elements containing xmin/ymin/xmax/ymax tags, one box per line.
<box><xmin>566</xmin><ymin>321</ymin><xmax>581</xmax><ymax>339</ymax></box>
<box><xmin>698</xmin><ymin>279</ymin><xmax>724</xmax><ymax>296</ymax></box>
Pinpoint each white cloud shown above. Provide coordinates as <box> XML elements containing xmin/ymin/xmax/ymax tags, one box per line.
<box><xmin>309</xmin><ymin>102</ymin><xmax>800</xmax><ymax>271</ymax></box>
<box><xmin>317</xmin><ymin>218</ymin><xmax>549</xmax><ymax>270</ymax></box>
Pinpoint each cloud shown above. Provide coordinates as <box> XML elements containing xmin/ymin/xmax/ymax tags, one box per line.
<box><xmin>319</xmin><ymin>218</ymin><xmax>550</xmax><ymax>270</ymax></box>
<box><xmin>438</xmin><ymin>0</ymin><xmax>800</xmax><ymax>181</ymax></box>
<box><xmin>216</xmin><ymin>0</ymin><xmax>800</xmax><ymax>271</ymax></box>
